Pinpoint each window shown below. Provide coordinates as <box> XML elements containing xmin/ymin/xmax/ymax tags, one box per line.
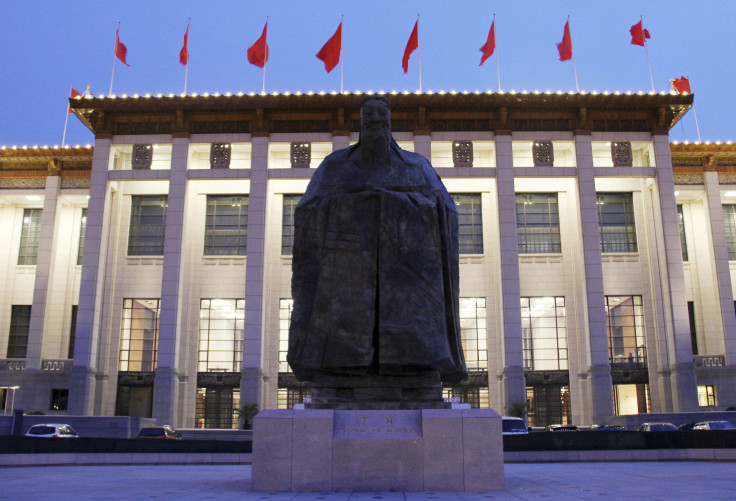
<box><xmin>597</xmin><ymin>193</ymin><xmax>637</xmax><ymax>253</ymax></box>
<box><xmin>677</xmin><ymin>204</ymin><xmax>688</xmax><ymax>262</ymax></box>
<box><xmin>697</xmin><ymin>385</ymin><xmax>717</xmax><ymax>407</ymax></box>
<box><xmin>281</xmin><ymin>195</ymin><xmax>301</xmax><ymax>256</ymax></box>
<box><xmin>526</xmin><ymin>385</ymin><xmax>571</xmax><ymax>427</ymax></box>
<box><xmin>521</xmin><ymin>297</ymin><xmax>567</xmax><ymax>370</ymax></box>
<box><xmin>77</xmin><ymin>209</ymin><xmax>87</xmax><ymax>265</ymax></box>
<box><xmin>460</xmin><ymin>298</ymin><xmax>487</xmax><ymax>370</ymax></box>
<box><xmin>688</xmin><ymin>301</ymin><xmax>698</xmax><ymax>355</ymax></box>
<box><xmin>204</xmin><ymin>195</ymin><xmax>248</xmax><ymax>255</ymax></box>
<box><xmin>516</xmin><ymin>193</ymin><xmax>561</xmax><ymax>253</ymax></box>
<box><xmin>7</xmin><ymin>305</ymin><xmax>31</xmax><ymax>358</ymax></box>
<box><xmin>119</xmin><ymin>299</ymin><xmax>160</xmax><ymax>371</ymax></box>
<box><xmin>128</xmin><ymin>196</ymin><xmax>167</xmax><ymax>256</ymax></box>
<box><xmin>723</xmin><ymin>205</ymin><xmax>736</xmax><ymax>260</ymax></box>
<box><xmin>195</xmin><ymin>387</ymin><xmax>240</xmax><ymax>429</ymax></box>
<box><xmin>452</xmin><ymin>194</ymin><xmax>483</xmax><ymax>254</ymax></box>
<box><xmin>278</xmin><ymin>299</ymin><xmax>294</xmax><ymax>373</ymax></box>
<box><xmin>50</xmin><ymin>389</ymin><xmax>69</xmax><ymax>411</ymax></box>
<box><xmin>18</xmin><ymin>208</ymin><xmax>42</xmax><ymax>265</ymax></box>
<box><xmin>605</xmin><ymin>296</ymin><xmax>646</xmax><ymax>366</ymax></box>
<box><xmin>198</xmin><ymin>299</ymin><xmax>244</xmax><ymax>372</ymax></box>
<box><xmin>68</xmin><ymin>305</ymin><xmax>78</xmax><ymax>359</ymax></box>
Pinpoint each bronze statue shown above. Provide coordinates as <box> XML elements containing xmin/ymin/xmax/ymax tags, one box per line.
<box><xmin>287</xmin><ymin>96</ymin><xmax>467</xmax><ymax>408</ymax></box>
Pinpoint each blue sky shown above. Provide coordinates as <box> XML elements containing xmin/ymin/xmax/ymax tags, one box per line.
<box><xmin>0</xmin><ymin>1</ymin><xmax>732</xmax><ymax>147</ymax></box>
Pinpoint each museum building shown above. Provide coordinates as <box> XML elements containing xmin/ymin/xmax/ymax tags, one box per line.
<box><xmin>1</xmin><ymin>90</ymin><xmax>735</xmax><ymax>429</ymax></box>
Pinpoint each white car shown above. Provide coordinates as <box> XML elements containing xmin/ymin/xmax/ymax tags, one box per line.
<box><xmin>25</xmin><ymin>423</ymin><xmax>79</xmax><ymax>438</ymax></box>
<box><xmin>692</xmin><ymin>421</ymin><xmax>736</xmax><ymax>430</ymax></box>
<box><xmin>502</xmin><ymin>416</ymin><xmax>528</xmax><ymax>435</ymax></box>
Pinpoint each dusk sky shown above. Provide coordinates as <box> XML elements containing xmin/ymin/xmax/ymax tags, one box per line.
<box><xmin>1</xmin><ymin>1</ymin><xmax>733</xmax><ymax>147</ymax></box>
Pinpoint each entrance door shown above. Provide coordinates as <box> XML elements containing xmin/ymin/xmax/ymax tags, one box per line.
<box><xmin>526</xmin><ymin>385</ymin><xmax>571</xmax><ymax>427</ymax></box>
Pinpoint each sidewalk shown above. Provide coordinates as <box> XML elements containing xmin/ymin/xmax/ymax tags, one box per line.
<box><xmin>1</xmin><ymin>462</ymin><xmax>735</xmax><ymax>500</ymax></box>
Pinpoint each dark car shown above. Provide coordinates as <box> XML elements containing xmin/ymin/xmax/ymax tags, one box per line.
<box><xmin>678</xmin><ymin>421</ymin><xmax>699</xmax><ymax>431</ymax></box>
<box><xmin>639</xmin><ymin>422</ymin><xmax>678</xmax><ymax>432</ymax></box>
<box><xmin>589</xmin><ymin>424</ymin><xmax>626</xmax><ymax>431</ymax></box>
<box><xmin>544</xmin><ymin>424</ymin><xmax>579</xmax><ymax>432</ymax></box>
<box><xmin>136</xmin><ymin>426</ymin><xmax>182</xmax><ymax>440</ymax></box>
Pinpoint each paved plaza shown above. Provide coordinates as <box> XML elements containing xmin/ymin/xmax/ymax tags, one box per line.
<box><xmin>0</xmin><ymin>462</ymin><xmax>735</xmax><ymax>500</ymax></box>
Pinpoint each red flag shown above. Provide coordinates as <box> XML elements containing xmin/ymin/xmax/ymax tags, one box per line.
<box><xmin>630</xmin><ymin>20</ymin><xmax>651</xmax><ymax>46</ymax></box>
<box><xmin>247</xmin><ymin>22</ymin><xmax>269</xmax><ymax>68</ymax></box>
<box><xmin>479</xmin><ymin>19</ymin><xmax>496</xmax><ymax>66</ymax></box>
<box><xmin>557</xmin><ymin>20</ymin><xmax>572</xmax><ymax>61</ymax></box>
<box><xmin>67</xmin><ymin>88</ymin><xmax>82</xmax><ymax>113</ymax></box>
<box><xmin>402</xmin><ymin>21</ymin><xmax>419</xmax><ymax>73</ymax></box>
<box><xmin>316</xmin><ymin>21</ymin><xmax>342</xmax><ymax>73</ymax></box>
<box><xmin>115</xmin><ymin>26</ymin><xmax>130</xmax><ymax>66</ymax></box>
<box><xmin>179</xmin><ymin>20</ymin><xmax>190</xmax><ymax>66</ymax></box>
<box><xmin>671</xmin><ymin>76</ymin><xmax>691</xmax><ymax>94</ymax></box>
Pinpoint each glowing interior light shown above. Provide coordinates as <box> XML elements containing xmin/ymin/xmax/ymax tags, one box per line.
<box><xmin>725</xmin><ymin>191</ymin><xmax>736</xmax><ymax>197</ymax></box>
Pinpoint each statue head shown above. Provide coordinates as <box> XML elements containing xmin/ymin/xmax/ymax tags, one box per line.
<box><xmin>360</xmin><ymin>96</ymin><xmax>391</xmax><ymax>164</ymax></box>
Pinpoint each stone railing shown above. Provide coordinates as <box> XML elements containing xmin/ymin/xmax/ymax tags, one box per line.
<box><xmin>41</xmin><ymin>359</ymin><xmax>72</xmax><ymax>371</ymax></box>
<box><xmin>0</xmin><ymin>359</ymin><xmax>26</xmax><ymax>371</ymax></box>
<box><xmin>694</xmin><ymin>355</ymin><xmax>726</xmax><ymax>367</ymax></box>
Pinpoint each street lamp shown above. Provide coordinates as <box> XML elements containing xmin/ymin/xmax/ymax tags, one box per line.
<box><xmin>1</xmin><ymin>386</ymin><xmax>20</xmax><ymax>415</ymax></box>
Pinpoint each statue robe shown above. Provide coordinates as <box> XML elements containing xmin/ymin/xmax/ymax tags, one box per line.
<box><xmin>287</xmin><ymin>139</ymin><xmax>467</xmax><ymax>384</ymax></box>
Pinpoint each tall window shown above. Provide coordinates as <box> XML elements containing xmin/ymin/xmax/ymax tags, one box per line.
<box><xmin>697</xmin><ymin>385</ymin><xmax>717</xmax><ymax>407</ymax></box>
<box><xmin>521</xmin><ymin>297</ymin><xmax>567</xmax><ymax>370</ymax></box>
<box><xmin>278</xmin><ymin>299</ymin><xmax>294</xmax><ymax>373</ymax></box>
<box><xmin>460</xmin><ymin>297</ymin><xmax>487</xmax><ymax>370</ymax></box>
<box><xmin>198</xmin><ymin>299</ymin><xmax>244</xmax><ymax>372</ymax></box>
<box><xmin>723</xmin><ymin>205</ymin><xmax>736</xmax><ymax>260</ymax></box>
<box><xmin>597</xmin><ymin>193</ymin><xmax>637</xmax><ymax>252</ymax></box>
<box><xmin>7</xmin><ymin>305</ymin><xmax>31</xmax><ymax>358</ymax></box>
<box><xmin>119</xmin><ymin>299</ymin><xmax>160</xmax><ymax>371</ymax></box>
<box><xmin>68</xmin><ymin>305</ymin><xmax>78</xmax><ymax>359</ymax></box>
<box><xmin>677</xmin><ymin>204</ymin><xmax>688</xmax><ymax>262</ymax></box>
<box><xmin>452</xmin><ymin>194</ymin><xmax>484</xmax><ymax>254</ymax></box>
<box><xmin>18</xmin><ymin>208</ymin><xmax>42</xmax><ymax>265</ymax></box>
<box><xmin>516</xmin><ymin>193</ymin><xmax>561</xmax><ymax>253</ymax></box>
<box><xmin>281</xmin><ymin>195</ymin><xmax>301</xmax><ymax>256</ymax></box>
<box><xmin>128</xmin><ymin>196</ymin><xmax>167</xmax><ymax>256</ymax></box>
<box><xmin>688</xmin><ymin>301</ymin><xmax>698</xmax><ymax>356</ymax></box>
<box><xmin>204</xmin><ymin>195</ymin><xmax>248</xmax><ymax>255</ymax></box>
<box><xmin>77</xmin><ymin>208</ymin><xmax>87</xmax><ymax>265</ymax></box>
<box><xmin>605</xmin><ymin>296</ymin><xmax>646</xmax><ymax>366</ymax></box>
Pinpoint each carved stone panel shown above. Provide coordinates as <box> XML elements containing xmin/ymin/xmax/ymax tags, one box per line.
<box><xmin>210</xmin><ymin>143</ymin><xmax>231</xmax><ymax>169</ymax></box>
<box><xmin>452</xmin><ymin>141</ymin><xmax>474</xmax><ymax>167</ymax></box>
<box><xmin>132</xmin><ymin>144</ymin><xmax>153</xmax><ymax>170</ymax></box>
<box><xmin>533</xmin><ymin>141</ymin><xmax>554</xmax><ymax>167</ymax></box>
<box><xmin>291</xmin><ymin>142</ymin><xmax>311</xmax><ymax>168</ymax></box>
<box><xmin>611</xmin><ymin>141</ymin><xmax>633</xmax><ymax>167</ymax></box>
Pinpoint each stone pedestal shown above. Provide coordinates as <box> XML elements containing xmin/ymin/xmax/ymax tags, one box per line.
<box><xmin>252</xmin><ymin>408</ymin><xmax>504</xmax><ymax>492</ymax></box>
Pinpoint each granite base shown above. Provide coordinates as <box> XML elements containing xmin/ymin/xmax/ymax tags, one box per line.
<box><xmin>252</xmin><ymin>408</ymin><xmax>504</xmax><ymax>492</ymax></box>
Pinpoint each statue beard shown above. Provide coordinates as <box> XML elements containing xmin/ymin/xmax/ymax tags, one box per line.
<box><xmin>360</xmin><ymin>126</ymin><xmax>391</xmax><ymax>164</ymax></box>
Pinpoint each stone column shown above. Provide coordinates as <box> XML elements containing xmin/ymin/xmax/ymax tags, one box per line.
<box><xmin>574</xmin><ymin>134</ymin><xmax>614</xmax><ymax>425</ymax></box>
<box><xmin>25</xmin><ymin>174</ymin><xmax>62</xmax><ymax>370</ymax></box>
<box><xmin>414</xmin><ymin>134</ymin><xmax>431</xmax><ymax>161</ymax></box>
<box><xmin>241</xmin><ymin>136</ymin><xmax>269</xmax><ymax>408</ymax></box>
<box><xmin>702</xmin><ymin>170</ymin><xmax>736</xmax><ymax>365</ymax></box>
<box><xmin>493</xmin><ymin>134</ymin><xmax>526</xmax><ymax>410</ymax></box>
<box><xmin>332</xmin><ymin>133</ymin><xmax>350</xmax><ymax>152</ymax></box>
<box><xmin>653</xmin><ymin>135</ymin><xmax>698</xmax><ymax>411</ymax></box>
<box><xmin>153</xmin><ymin>137</ymin><xmax>190</xmax><ymax>425</ymax></box>
<box><xmin>69</xmin><ymin>139</ymin><xmax>113</xmax><ymax>415</ymax></box>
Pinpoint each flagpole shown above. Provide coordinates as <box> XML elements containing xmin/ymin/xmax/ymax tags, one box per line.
<box><xmin>417</xmin><ymin>14</ymin><xmax>422</xmax><ymax>93</ymax></box>
<box><xmin>569</xmin><ymin>16</ymin><xmax>580</xmax><ymax>92</ymax></box>
<box><xmin>183</xmin><ymin>18</ymin><xmax>191</xmax><ymax>95</ymax></box>
<box><xmin>339</xmin><ymin>15</ymin><xmax>344</xmax><ymax>93</ymax></box>
<box><xmin>693</xmin><ymin>106</ymin><xmax>702</xmax><ymax>142</ymax></box>
<box><xmin>62</xmin><ymin>85</ymin><xmax>72</xmax><ymax>147</ymax></box>
<box><xmin>260</xmin><ymin>16</ymin><xmax>268</xmax><ymax>94</ymax></box>
<box><xmin>494</xmin><ymin>14</ymin><xmax>501</xmax><ymax>92</ymax></box>
<box><xmin>641</xmin><ymin>16</ymin><xmax>655</xmax><ymax>92</ymax></box>
<box><xmin>109</xmin><ymin>22</ymin><xmax>119</xmax><ymax>95</ymax></box>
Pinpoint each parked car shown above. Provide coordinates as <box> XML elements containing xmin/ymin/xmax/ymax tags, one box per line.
<box><xmin>544</xmin><ymin>424</ymin><xmax>579</xmax><ymax>432</ymax></box>
<box><xmin>692</xmin><ymin>421</ymin><xmax>736</xmax><ymax>430</ymax></box>
<box><xmin>136</xmin><ymin>425</ymin><xmax>182</xmax><ymax>440</ymax></box>
<box><xmin>589</xmin><ymin>424</ymin><xmax>626</xmax><ymax>431</ymax></box>
<box><xmin>25</xmin><ymin>423</ymin><xmax>79</xmax><ymax>438</ymax></box>
<box><xmin>502</xmin><ymin>417</ymin><xmax>528</xmax><ymax>435</ymax></box>
<box><xmin>638</xmin><ymin>422</ymin><xmax>678</xmax><ymax>431</ymax></box>
<box><xmin>678</xmin><ymin>421</ymin><xmax>699</xmax><ymax>431</ymax></box>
